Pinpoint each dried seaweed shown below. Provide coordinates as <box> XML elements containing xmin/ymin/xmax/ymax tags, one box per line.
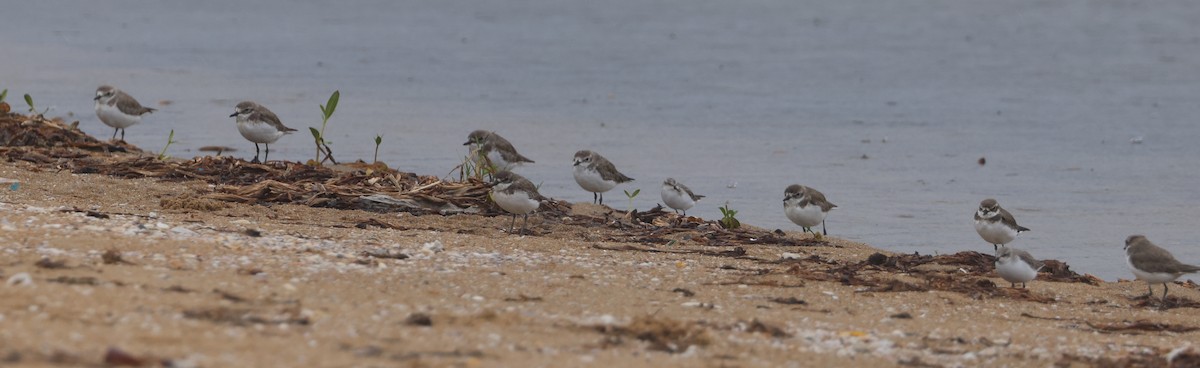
<box><xmin>182</xmin><ymin>306</ymin><xmax>309</xmax><ymax>326</ymax></box>
<box><xmin>744</xmin><ymin>319</ymin><xmax>793</xmax><ymax>338</ymax></box>
<box><xmin>1130</xmin><ymin>294</ymin><xmax>1200</xmax><ymax>310</ymax></box>
<box><xmin>595</xmin><ymin>316</ymin><xmax>712</xmax><ymax>353</ymax></box>
<box><xmin>0</xmin><ymin>113</ymin><xmax>136</xmax><ymax>153</ymax></box>
<box><xmin>1055</xmin><ymin>352</ymin><xmax>1167</xmax><ymax>368</ymax></box>
<box><xmin>1086</xmin><ymin>320</ymin><xmax>1200</xmax><ymax>334</ymax></box>
<box><xmin>46</xmin><ymin>276</ymin><xmax>99</xmax><ymax>285</ymax></box>
<box><xmin>592</xmin><ymin>244</ymin><xmax>754</xmax><ymax>260</ymax></box>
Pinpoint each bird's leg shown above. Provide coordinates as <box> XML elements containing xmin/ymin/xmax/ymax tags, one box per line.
<box><xmin>509</xmin><ymin>214</ymin><xmax>516</xmax><ymax>234</ymax></box>
<box><xmin>822</xmin><ymin>220</ymin><xmax>828</xmax><ymax>235</ymax></box>
<box><xmin>592</xmin><ymin>193</ymin><xmax>598</xmax><ymax>205</ymax></box>
<box><xmin>264</xmin><ymin>144</ymin><xmax>271</xmax><ymax>162</ymax></box>
<box><xmin>120</xmin><ymin>129</ymin><xmax>125</xmax><ymax>141</ymax></box>
<box><xmin>599</xmin><ymin>193</ymin><xmax>604</xmax><ymax>205</ymax></box>
<box><xmin>1163</xmin><ymin>283</ymin><xmax>1170</xmax><ymax>301</ymax></box>
<box><xmin>111</xmin><ymin>128</ymin><xmax>119</xmax><ymax>141</ymax></box>
<box><xmin>252</xmin><ymin>144</ymin><xmax>261</xmax><ymax>163</ymax></box>
<box><xmin>522</xmin><ymin>214</ymin><xmax>529</xmax><ymax>235</ymax></box>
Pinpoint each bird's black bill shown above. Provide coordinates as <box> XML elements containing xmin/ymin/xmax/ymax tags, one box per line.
<box><xmin>229</xmin><ymin>112</ymin><xmax>238</xmax><ymax>117</ymax></box>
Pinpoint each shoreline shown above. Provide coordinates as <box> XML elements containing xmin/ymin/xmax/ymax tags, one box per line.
<box><xmin>2</xmin><ymin>112</ymin><xmax>1200</xmax><ymax>366</ymax></box>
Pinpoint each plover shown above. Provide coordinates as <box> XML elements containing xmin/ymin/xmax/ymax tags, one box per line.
<box><xmin>783</xmin><ymin>184</ymin><xmax>836</xmax><ymax>235</ymax></box>
<box><xmin>995</xmin><ymin>245</ymin><xmax>1044</xmax><ymax>288</ymax></box>
<box><xmin>661</xmin><ymin>178</ymin><xmax>704</xmax><ymax>216</ymax></box>
<box><xmin>1124</xmin><ymin>235</ymin><xmax>1200</xmax><ymax>300</ymax></box>
<box><xmin>490</xmin><ymin>170</ymin><xmax>545</xmax><ymax>234</ymax></box>
<box><xmin>94</xmin><ymin>85</ymin><xmax>156</xmax><ymax>141</ymax></box>
<box><xmin>974</xmin><ymin>198</ymin><xmax>1030</xmax><ymax>250</ymax></box>
<box><xmin>463</xmin><ymin>130</ymin><xmax>534</xmax><ymax>171</ymax></box>
<box><xmin>572</xmin><ymin>150</ymin><xmax>633</xmax><ymax>205</ymax></box>
<box><xmin>229</xmin><ymin>101</ymin><xmax>296</xmax><ymax>163</ymax></box>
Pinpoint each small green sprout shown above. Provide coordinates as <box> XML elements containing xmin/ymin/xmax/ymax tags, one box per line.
<box><xmin>373</xmin><ymin>135</ymin><xmax>383</xmax><ymax>163</ymax></box>
<box><xmin>624</xmin><ymin>188</ymin><xmax>640</xmax><ymax>212</ymax></box>
<box><xmin>157</xmin><ymin>129</ymin><xmax>177</xmax><ymax>160</ymax></box>
<box><xmin>23</xmin><ymin>93</ymin><xmax>49</xmax><ymax>115</ymax></box>
<box><xmin>718</xmin><ymin>202</ymin><xmax>740</xmax><ymax>229</ymax></box>
<box><xmin>309</xmin><ymin>90</ymin><xmax>340</xmax><ymax>165</ymax></box>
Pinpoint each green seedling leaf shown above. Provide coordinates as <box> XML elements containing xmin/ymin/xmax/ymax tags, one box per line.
<box><xmin>324</xmin><ymin>90</ymin><xmax>340</xmax><ymax>118</ymax></box>
<box><xmin>157</xmin><ymin>129</ymin><xmax>177</xmax><ymax>160</ymax></box>
<box><xmin>375</xmin><ymin>135</ymin><xmax>382</xmax><ymax>145</ymax></box>
<box><xmin>24</xmin><ymin>94</ymin><xmax>34</xmax><ymax>111</ymax></box>
<box><xmin>0</xmin><ymin>89</ymin><xmax>7</xmax><ymax>102</ymax></box>
<box><xmin>309</xmin><ymin>127</ymin><xmax>321</xmax><ymax>140</ymax></box>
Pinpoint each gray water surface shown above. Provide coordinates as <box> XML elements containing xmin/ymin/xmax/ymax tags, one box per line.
<box><xmin>5</xmin><ymin>0</ymin><xmax>1200</xmax><ymax>281</ymax></box>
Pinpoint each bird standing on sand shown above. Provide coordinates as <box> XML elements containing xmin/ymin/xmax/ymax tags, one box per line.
<box><xmin>463</xmin><ymin>130</ymin><xmax>535</xmax><ymax>171</ymax></box>
<box><xmin>1124</xmin><ymin>235</ymin><xmax>1200</xmax><ymax>300</ymax></box>
<box><xmin>229</xmin><ymin>101</ymin><xmax>297</xmax><ymax>163</ymax></box>
<box><xmin>974</xmin><ymin>199</ymin><xmax>1030</xmax><ymax>251</ymax></box>
<box><xmin>783</xmin><ymin>184</ymin><xmax>836</xmax><ymax>235</ymax></box>
<box><xmin>94</xmin><ymin>85</ymin><xmax>156</xmax><ymax>141</ymax></box>
<box><xmin>661</xmin><ymin>178</ymin><xmax>704</xmax><ymax>216</ymax></box>
<box><xmin>995</xmin><ymin>245</ymin><xmax>1044</xmax><ymax>288</ymax></box>
<box><xmin>490</xmin><ymin>170</ymin><xmax>546</xmax><ymax>235</ymax></box>
<box><xmin>572</xmin><ymin>150</ymin><xmax>634</xmax><ymax>205</ymax></box>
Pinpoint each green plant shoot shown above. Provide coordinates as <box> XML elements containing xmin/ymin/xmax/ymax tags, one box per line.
<box><xmin>157</xmin><ymin>129</ymin><xmax>177</xmax><ymax>161</ymax></box>
<box><xmin>624</xmin><ymin>188</ymin><xmax>640</xmax><ymax>212</ymax></box>
<box><xmin>373</xmin><ymin>135</ymin><xmax>383</xmax><ymax>163</ymax></box>
<box><xmin>718</xmin><ymin>202</ymin><xmax>741</xmax><ymax>229</ymax></box>
<box><xmin>310</xmin><ymin>90</ymin><xmax>340</xmax><ymax>164</ymax></box>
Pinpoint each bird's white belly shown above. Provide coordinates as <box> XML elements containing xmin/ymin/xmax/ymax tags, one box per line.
<box><xmin>784</xmin><ymin>202</ymin><xmax>826</xmax><ymax>228</ymax></box>
<box><xmin>1127</xmin><ymin>257</ymin><xmax>1181</xmax><ymax>284</ymax></box>
<box><xmin>995</xmin><ymin>258</ymin><xmax>1038</xmax><ymax>284</ymax></box>
<box><xmin>492</xmin><ymin>190</ymin><xmax>539</xmax><ymax>215</ymax></box>
<box><xmin>661</xmin><ymin>186</ymin><xmax>695</xmax><ymax>212</ymax></box>
<box><xmin>95</xmin><ymin>103</ymin><xmax>141</xmax><ymax>129</ymax></box>
<box><xmin>574</xmin><ymin>167</ymin><xmax>616</xmax><ymax>193</ymax></box>
<box><xmin>237</xmin><ymin>122</ymin><xmax>285</xmax><ymax>144</ymax></box>
<box><xmin>485</xmin><ymin>150</ymin><xmax>516</xmax><ymax>170</ymax></box>
<box><xmin>975</xmin><ymin>220</ymin><xmax>1017</xmax><ymax>245</ymax></box>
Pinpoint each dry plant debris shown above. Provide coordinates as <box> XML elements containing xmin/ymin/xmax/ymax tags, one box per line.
<box><xmin>596</xmin><ymin>316</ymin><xmax>713</xmax><ymax>353</ymax></box>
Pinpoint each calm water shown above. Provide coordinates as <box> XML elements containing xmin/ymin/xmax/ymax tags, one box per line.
<box><xmin>5</xmin><ymin>0</ymin><xmax>1200</xmax><ymax>281</ymax></box>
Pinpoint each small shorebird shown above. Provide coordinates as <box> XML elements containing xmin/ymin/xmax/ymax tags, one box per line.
<box><xmin>94</xmin><ymin>85</ymin><xmax>156</xmax><ymax>141</ymax></box>
<box><xmin>490</xmin><ymin>170</ymin><xmax>545</xmax><ymax>234</ymax></box>
<box><xmin>974</xmin><ymin>198</ymin><xmax>1030</xmax><ymax>250</ymax></box>
<box><xmin>1124</xmin><ymin>235</ymin><xmax>1200</xmax><ymax>300</ymax></box>
<box><xmin>463</xmin><ymin>130</ymin><xmax>535</xmax><ymax>171</ymax></box>
<box><xmin>994</xmin><ymin>245</ymin><xmax>1044</xmax><ymax>288</ymax></box>
<box><xmin>572</xmin><ymin>150</ymin><xmax>633</xmax><ymax>205</ymax></box>
<box><xmin>660</xmin><ymin>178</ymin><xmax>704</xmax><ymax>216</ymax></box>
<box><xmin>783</xmin><ymin>184</ymin><xmax>836</xmax><ymax>235</ymax></box>
<box><xmin>229</xmin><ymin>101</ymin><xmax>297</xmax><ymax>163</ymax></box>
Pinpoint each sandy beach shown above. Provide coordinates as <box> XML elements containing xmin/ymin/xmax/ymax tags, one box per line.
<box><xmin>1</xmin><ymin>112</ymin><xmax>1199</xmax><ymax>367</ymax></box>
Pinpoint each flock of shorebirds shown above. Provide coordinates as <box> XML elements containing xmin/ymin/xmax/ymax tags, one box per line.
<box><xmin>93</xmin><ymin>85</ymin><xmax>1200</xmax><ymax>302</ymax></box>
